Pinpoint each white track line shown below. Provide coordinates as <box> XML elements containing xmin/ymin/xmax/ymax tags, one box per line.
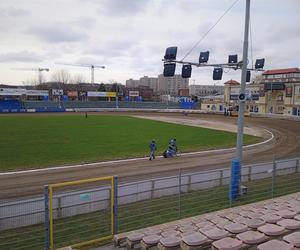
<box><xmin>0</xmin><ymin>129</ymin><xmax>274</xmax><ymax>176</ymax></box>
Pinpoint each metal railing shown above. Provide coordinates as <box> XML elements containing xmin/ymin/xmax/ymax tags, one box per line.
<box><xmin>0</xmin><ymin>157</ymin><xmax>299</xmax><ymax>249</ymax></box>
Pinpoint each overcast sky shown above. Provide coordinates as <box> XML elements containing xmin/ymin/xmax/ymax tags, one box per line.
<box><xmin>0</xmin><ymin>0</ymin><xmax>299</xmax><ymax>86</ymax></box>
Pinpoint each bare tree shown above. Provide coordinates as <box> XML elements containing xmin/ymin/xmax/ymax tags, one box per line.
<box><xmin>51</xmin><ymin>69</ymin><xmax>71</xmax><ymax>85</ymax></box>
<box><xmin>71</xmin><ymin>74</ymin><xmax>86</xmax><ymax>84</ymax></box>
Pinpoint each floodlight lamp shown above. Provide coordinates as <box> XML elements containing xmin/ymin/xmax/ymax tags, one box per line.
<box><xmin>164</xmin><ymin>47</ymin><xmax>178</xmax><ymax>60</ymax></box>
<box><xmin>163</xmin><ymin>63</ymin><xmax>176</xmax><ymax>77</ymax></box>
<box><xmin>182</xmin><ymin>64</ymin><xmax>192</xmax><ymax>78</ymax></box>
<box><xmin>228</xmin><ymin>55</ymin><xmax>238</xmax><ymax>64</ymax></box>
<box><xmin>255</xmin><ymin>58</ymin><xmax>265</xmax><ymax>69</ymax></box>
<box><xmin>213</xmin><ymin>68</ymin><xmax>223</xmax><ymax>80</ymax></box>
<box><xmin>199</xmin><ymin>51</ymin><xmax>209</xmax><ymax>63</ymax></box>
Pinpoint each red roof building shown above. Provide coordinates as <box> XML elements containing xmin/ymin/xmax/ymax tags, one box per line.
<box><xmin>224</xmin><ymin>79</ymin><xmax>240</xmax><ymax>85</ymax></box>
<box><xmin>262</xmin><ymin>68</ymin><xmax>300</xmax><ymax>75</ymax></box>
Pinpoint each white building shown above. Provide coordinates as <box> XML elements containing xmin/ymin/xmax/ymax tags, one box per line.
<box><xmin>125</xmin><ymin>79</ymin><xmax>140</xmax><ymax>88</ymax></box>
<box><xmin>158</xmin><ymin>74</ymin><xmax>189</xmax><ymax>96</ymax></box>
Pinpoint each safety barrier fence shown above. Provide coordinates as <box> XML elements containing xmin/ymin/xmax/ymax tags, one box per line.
<box><xmin>0</xmin><ymin>157</ymin><xmax>300</xmax><ymax>249</ymax></box>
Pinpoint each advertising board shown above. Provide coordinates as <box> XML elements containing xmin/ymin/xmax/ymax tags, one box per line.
<box><xmin>129</xmin><ymin>91</ymin><xmax>139</xmax><ymax>97</ymax></box>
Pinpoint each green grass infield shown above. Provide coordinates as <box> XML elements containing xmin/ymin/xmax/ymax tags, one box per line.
<box><xmin>0</xmin><ymin>114</ymin><xmax>260</xmax><ymax>171</ymax></box>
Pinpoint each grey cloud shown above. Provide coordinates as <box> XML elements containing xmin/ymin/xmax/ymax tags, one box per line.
<box><xmin>266</xmin><ymin>25</ymin><xmax>300</xmax><ymax>43</ymax></box>
<box><xmin>73</xmin><ymin>16</ymin><xmax>97</xmax><ymax>29</ymax></box>
<box><xmin>0</xmin><ymin>51</ymin><xmax>43</xmax><ymax>63</ymax></box>
<box><xmin>0</xmin><ymin>6</ymin><xmax>30</xmax><ymax>17</ymax></box>
<box><xmin>84</xmin><ymin>39</ymin><xmax>138</xmax><ymax>58</ymax></box>
<box><xmin>28</xmin><ymin>24</ymin><xmax>88</xmax><ymax>43</ymax></box>
<box><xmin>87</xmin><ymin>0</ymin><xmax>148</xmax><ymax>16</ymax></box>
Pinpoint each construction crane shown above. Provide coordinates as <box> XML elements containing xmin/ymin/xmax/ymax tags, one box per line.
<box><xmin>55</xmin><ymin>63</ymin><xmax>105</xmax><ymax>84</ymax></box>
<box><xmin>11</xmin><ymin>68</ymin><xmax>49</xmax><ymax>85</ymax></box>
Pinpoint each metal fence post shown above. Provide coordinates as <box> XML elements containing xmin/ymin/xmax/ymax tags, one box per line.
<box><xmin>57</xmin><ymin>196</ymin><xmax>62</xmax><ymax>218</ymax></box>
<box><xmin>271</xmin><ymin>156</ymin><xmax>276</xmax><ymax>198</ymax></box>
<box><xmin>248</xmin><ymin>166</ymin><xmax>252</xmax><ymax>182</ymax></box>
<box><xmin>296</xmin><ymin>159</ymin><xmax>300</xmax><ymax>173</ymax></box>
<box><xmin>178</xmin><ymin>169</ymin><xmax>182</xmax><ymax>219</ymax></box>
<box><xmin>188</xmin><ymin>175</ymin><xmax>191</xmax><ymax>192</ymax></box>
<box><xmin>44</xmin><ymin>185</ymin><xmax>50</xmax><ymax>250</ymax></box>
<box><xmin>219</xmin><ymin>170</ymin><xmax>223</xmax><ymax>186</ymax></box>
<box><xmin>113</xmin><ymin>176</ymin><xmax>118</xmax><ymax>235</ymax></box>
<box><xmin>151</xmin><ymin>180</ymin><xmax>155</xmax><ymax>199</ymax></box>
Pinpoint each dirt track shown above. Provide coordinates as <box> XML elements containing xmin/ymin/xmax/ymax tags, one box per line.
<box><xmin>1</xmin><ymin>113</ymin><xmax>299</xmax><ymax>201</ymax></box>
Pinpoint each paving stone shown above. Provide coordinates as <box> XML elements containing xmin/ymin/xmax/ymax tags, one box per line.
<box><xmin>142</xmin><ymin>234</ymin><xmax>162</xmax><ymax>245</ymax></box>
<box><xmin>245</xmin><ymin>218</ymin><xmax>265</xmax><ymax>229</ymax></box>
<box><xmin>224</xmin><ymin>213</ymin><xmax>240</xmax><ymax>220</ymax></box>
<box><xmin>179</xmin><ymin>225</ymin><xmax>197</xmax><ymax>233</ymax></box>
<box><xmin>236</xmin><ymin>230</ymin><xmax>266</xmax><ymax>245</ymax></box>
<box><xmin>127</xmin><ymin>232</ymin><xmax>145</xmax><ymax>242</ymax></box>
<box><xmin>195</xmin><ymin>221</ymin><xmax>214</xmax><ymax>228</ymax></box>
<box><xmin>159</xmin><ymin>236</ymin><xmax>181</xmax><ymax>248</ymax></box>
<box><xmin>203</xmin><ymin>228</ymin><xmax>230</xmax><ymax>240</ymax></box>
<box><xmin>257</xmin><ymin>239</ymin><xmax>294</xmax><ymax>250</ymax></box>
<box><xmin>247</xmin><ymin>212</ymin><xmax>264</xmax><ymax>219</ymax></box>
<box><xmin>144</xmin><ymin>228</ymin><xmax>162</xmax><ymax>236</ymax></box>
<box><xmin>181</xmin><ymin>232</ymin><xmax>209</xmax><ymax>246</ymax></box>
<box><xmin>258</xmin><ymin>223</ymin><xmax>285</xmax><ymax>236</ymax></box>
<box><xmin>198</xmin><ymin>224</ymin><xmax>216</xmax><ymax>234</ymax></box>
<box><xmin>260</xmin><ymin>213</ymin><xmax>282</xmax><ymax>223</ymax></box>
<box><xmin>161</xmin><ymin>230</ymin><xmax>179</xmax><ymax>238</ymax></box>
<box><xmin>224</xmin><ymin>222</ymin><xmax>248</xmax><ymax>234</ymax></box>
<box><xmin>277</xmin><ymin>218</ymin><xmax>300</xmax><ymax>230</ymax></box>
<box><xmin>212</xmin><ymin>237</ymin><xmax>243</xmax><ymax>250</ymax></box>
<box><xmin>283</xmin><ymin>231</ymin><xmax>300</xmax><ymax>247</ymax></box>
<box><xmin>276</xmin><ymin>209</ymin><xmax>297</xmax><ymax>219</ymax></box>
<box><xmin>232</xmin><ymin>216</ymin><xmax>249</xmax><ymax>225</ymax></box>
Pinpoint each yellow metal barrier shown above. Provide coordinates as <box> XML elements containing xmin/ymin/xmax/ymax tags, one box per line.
<box><xmin>48</xmin><ymin>176</ymin><xmax>115</xmax><ymax>250</ymax></box>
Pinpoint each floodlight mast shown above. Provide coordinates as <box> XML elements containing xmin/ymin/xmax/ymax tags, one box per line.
<box><xmin>162</xmin><ymin>0</ymin><xmax>262</xmax><ymax>200</ymax></box>
<box><xmin>236</xmin><ymin>0</ymin><xmax>250</xmax><ymax>165</ymax></box>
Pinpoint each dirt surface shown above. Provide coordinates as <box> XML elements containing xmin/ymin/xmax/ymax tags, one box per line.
<box><xmin>1</xmin><ymin>112</ymin><xmax>300</xmax><ymax>201</ymax></box>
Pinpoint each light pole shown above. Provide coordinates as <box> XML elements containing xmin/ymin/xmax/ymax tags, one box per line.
<box><xmin>116</xmin><ymin>84</ymin><xmax>119</xmax><ymax>109</ymax></box>
<box><xmin>235</xmin><ymin>0</ymin><xmax>250</xmax><ymax>162</ymax></box>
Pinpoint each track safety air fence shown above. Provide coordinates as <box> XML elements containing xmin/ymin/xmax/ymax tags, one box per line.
<box><xmin>0</xmin><ymin>157</ymin><xmax>300</xmax><ymax>249</ymax></box>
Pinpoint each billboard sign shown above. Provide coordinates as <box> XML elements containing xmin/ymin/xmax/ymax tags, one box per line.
<box><xmin>87</xmin><ymin>91</ymin><xmax>106</xmax><ymax>97</ymax></box>
<box><xmin>67</xmin><ymin>91</ymin><xmax>78</xmax><ymax>97</ymax></box>
<box><xmin>52</xmin><ymin>89</ymin><xmax>63</xmax><ymax>95</ymax></box>
<box><xmin>106</xmin><ymin>92</ymin><xmax>116</xmax><ymax>97</ymax></box>
<box><xmin>26</xmin><ymin>90</ymin><xmax>49</xmax><ymax>96</ymax></box>
<box><xmin>129</xmin><ymin>91</ymin><xmax>139</xmax><ymax>97</ymax></box>
<box><xmin>0</xmin><ymin>88</ymin><xmax>27</xmax><ymax>96</ymax></box>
